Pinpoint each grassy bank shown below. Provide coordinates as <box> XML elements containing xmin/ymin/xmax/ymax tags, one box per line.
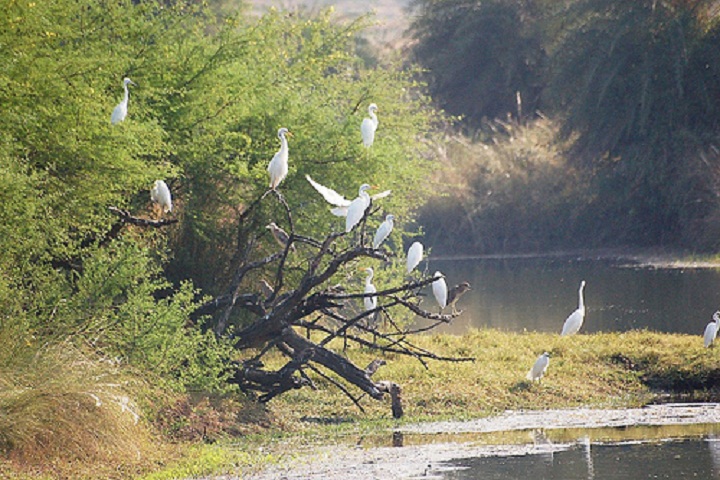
<box><xmin>142</xmin><ymin>328</ymin><xmax>720</xmax><ymax>479</ymax></box>
<box><xmin>3</xmin><ymin>328</ymin><xmax>719</xmax><ymax>479</ymax></box>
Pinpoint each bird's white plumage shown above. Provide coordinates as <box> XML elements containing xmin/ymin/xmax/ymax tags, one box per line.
<box><xmin>561</xmin><ymin>280</ymin><xmax>586</xmax><ymax>336</ymax></box>
<box><xmin>363</xmin><ymin>267</ymin><xmax>377</xmax><ymax>311</ymax></box>
<box><xmin>306</xmin><ymin>175</ymin><xmax>391</xmax><ymax>217</ymax></box>
<box><xmin>361</xmin><ymin>103</ymin><xmax>379</xmax><ymax>147</ymax></box>
<box><xmin>111</xmin><ymin>77</ymin><xmax>136</xmax><ymax>125</ymax></box>
<box><xmin>406</xmin><ymin>241</ymin><xmax>423</xmax><ymax>274</ymax></box>
<box><xmin>345</xmin><ymin>184</ymin><xmax>371</xmax><ymax>232</ymax></box>
<box><xmin>527</xmin><ymin>352</ymin><xmax>550</xmax><ymax>382</ymax></box>
<box><xmin>150</xmin><ymin>180</ymin><xmax>172</xmax><ymax>213</ymax></box>
<box><xmin>432</xmin><ymin>271</ymin><xmax>448</xmax><ymax>309</ymax></box>
<box><xmin>704</xmin><ymin>311</ymin><xmax>720</xmax><ymax>348</ymax></box>
<box><xmin>268</xmin><ymin>128</ymin><xmax>290</xmax><ymax>189</ymax></box>
<box><xmin>373</xmin><ymin>214</ymin><xmax>394</xmax><ymax>249</ymax></box>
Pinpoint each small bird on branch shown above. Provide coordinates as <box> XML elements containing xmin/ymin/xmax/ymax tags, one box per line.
<box><xmin>445</xmin><ymin>281</ymin><xmax>471</xmax><ymax>314</ymax></box>
<box><xmin>266</xmin><ymin>222</ymin><xmax>295</xmax><ymax>252</ymax></box>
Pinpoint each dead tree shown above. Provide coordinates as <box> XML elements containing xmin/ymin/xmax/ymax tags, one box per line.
<box><xmin>190</xmin><ymin>190</ymin><xmax>473</xmax><ymax>417</ymax></box>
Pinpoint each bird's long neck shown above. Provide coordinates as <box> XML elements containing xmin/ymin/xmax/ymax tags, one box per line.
<box><xmin>366</xmin><ymin>271</ymin><xmax>374</xmax><ymax>286</ymax></box>
<box><xmin>279</xmin><ymin>134</ymin><xmax>288</xmax><ymax>154</ymax></box>
<box><xmin>122</xmin><ymin>84</ymin><xmax>130</xmax><ymax>105</ymax></box>
<box><xmin>369</xmin><ymin>111</ymin><xmax>378</xmax><ymax>127</ymax></box>
<box><xmin>578</xmin><ymin>284</ymin><xmax>585</xmax><ymax>311</ymax></box>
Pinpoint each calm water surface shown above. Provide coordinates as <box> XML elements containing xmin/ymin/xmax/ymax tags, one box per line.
<box><xmin>428</xmin><ymin>254</ymin><xmax>720</xmax><ymax>335</ymax></box>
<box><xmin>438</xmin><ymin>436</ymin><xmax>720</xmax><ymax>479</ymax></box>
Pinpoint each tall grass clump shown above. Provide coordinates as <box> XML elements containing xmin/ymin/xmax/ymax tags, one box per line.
<box><xmin>419</xmin><ymin>117</ymin><xmax>586</xmax><ymax>255</ymax></box>
<box><xmin>0</xmin><ymin>334</ymin><xmax>163</xmax><ymax>478</ymax></box>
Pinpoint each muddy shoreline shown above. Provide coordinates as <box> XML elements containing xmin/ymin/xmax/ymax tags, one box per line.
<box><xmin>239</xmin><ymin>403</ymin><xmax>720</xmax><ymax>479</ymax></box>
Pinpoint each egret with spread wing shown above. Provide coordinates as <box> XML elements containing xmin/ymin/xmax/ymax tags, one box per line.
<box><xmin>305</xmin><ymin>175</ymin><xmax>391</xmax><ymax>217</ymax></box>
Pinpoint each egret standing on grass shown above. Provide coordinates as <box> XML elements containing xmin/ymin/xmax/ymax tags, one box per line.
<box><xmin>406</xmin><ymin>241</ymin><xmax>423</xmax><ymax>274</ymax></box>
<box><xmin>150</xmin><ymin>180</ymin><xmax>172</xmax><ymax>214</ymax></box>
<box><xmin>432</xmin><ymin>271</ymin><xmax>448</xmax><ymax>309</ymax></box>
<box><xmin>268</xmin><ymin>128</ymin><xmax>291</xmax><ymax>189</ymax></box>
<box><xmin>305</xmin><ymin>175</ymin><xmax>391</xmax><ymax>218</ymax></box>
<box><xmin>704</xmin><ymin>311</ymin><xmax>720</xmax><ymax>348</ymax></box>
<box><xmin>111</xmin><ymin>77</ymin><xmax>136</xmax><ymax>125</ymax></box>
<box><xmin>373</xmin><ymin>214</ymin><xmax>394</xmax><ymax>249</ymax></box>
<box><xmin>363</xmin><ymin>267</ymin><xmax>377</xmax><ymax>312</ymax></box>
<box><xmin>361</xmin><ymin>103</ymin><xmax>379</xmax><ymax>148</ymax></box>
<box><xmin>561</xmin><ymin>280</ymin><xmax>586</xmax><ymax>336</ymax></box>
<box><xmin>446</xmin><ymin>281</ymin><xmax>471</xmax><ymax>314</ymax></box>
<box><xmin>527</xmin><ymin>352</ymin><xmax>550</xmax><ymax>382</ymax></box>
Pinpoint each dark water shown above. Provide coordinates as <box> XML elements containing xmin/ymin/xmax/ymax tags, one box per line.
<box><xmin>438</xmin><ymin>436</ymin><xmax>720</xmax><ymax>479</ymax></box>
<box><xmin>428</xmin><ymin>255</ymin><xmax>720</xmax><ymax>335</ymax></box>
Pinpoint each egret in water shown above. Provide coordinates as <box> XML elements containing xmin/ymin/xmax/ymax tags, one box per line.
<box><xmin>363</xmin><ymin>267</ymin><xmax>377</xmax><ymax>312</ymax></box>
<box><xmin>266</xmin><ymin>222</ymin><xmax>295</xmax><ymax>252</ymax></box>
<box><xmin>373</xmin><ymin>214</ymin><xmax>394</xmax><ymax>249</ymax></box>
<box><xmin>704</xmin><ymin>311</ymin><xmax>720</xmax><ymax>348</ymax></box>
<box><xmin>406</xmin><ymin>241</ymin><xmax>423</xmax><ymax>274</ymax></box>
<box><xmin>446</xmin><ymin>281</ymin><xmax>471</xmax><ymax>314</ymax></box>
<box><xmin>111</xmin><ymin>77</ymin><xmax>136</xmax><ymax>125</ymax></box>
<box><xmin>561</xmin><ymin>280</ymin><xmax>586</xmax><ymax>336</ymax></box>
<box><xmin>432</xmin><ymin>271</ymin><xmax>448</xmax><ymax>309</ymax></box>
<box><xmin>527</xmin><ymin>352</ymin><xmax>550</xmax><ymax>382</ymax></box>
<box><xmin>268</xmin><ymin>128</ymin><xmax>291</xmax><ymax>189</ymax></box>
<box><xmin>361</xmin><ymin>103</ymin><xmax>379</xmax><ymax>147</ymax></box>
<box><xmin>305</xmin><ymin>175</ymin><xmax>391</xmax><ymax>217</ymax></box>
<box><xmin>150</xmin><ymin>180</ymin><xmax>172</xmax><ymax>214</ymax></box>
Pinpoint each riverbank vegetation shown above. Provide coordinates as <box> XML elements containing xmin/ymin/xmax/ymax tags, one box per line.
<box><xmin>412</xmin><ymin>0</ymin><xmax>720</xmax><ymax>254</ymax></box>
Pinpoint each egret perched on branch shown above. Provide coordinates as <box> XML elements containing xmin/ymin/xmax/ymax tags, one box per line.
<box><xmin>305</xmin><ymin>175</ymin><xmax>391</xmax><ymax>218</ymax></box>
<box><xmin>527</xmin><ymin>352</ymin><xmax>550</xmax><ymax>382</ymax></box>
<box><xmin>373</xmin><ymin>215</ymin><xmax>394</xmax><ymax>249</ymax></box>
<box><xmin>345</xmin><ymin>184</ymin><xmax>372</xmax><ymax>233</ymax></box>
<box><xmin>704</xmin><ymin>311</ymin><xmax>720</xmax><ymax>348</ymax></box>
<box><xmin>406</xmin><ymin>241</ymin><xmax>423</xmax><ymax>274</ymax></box>
<box><xmin>150</xmin><ymin>180</ymin><xmax>172</xmax><ymax>214</ymax></box>
<box><xmin>268</xmin><ymin>128</ymin><xmax>291</xmax><ymax>189</ymax></box>
<box><xmin>361</xmin><ymin>103</ymin><xmax>379</xmax><ymax>147</ymax></box>
<box><xmin>266</xmin><ymin>222</ymin><xmax>295</xmax><ymax>252</ymax></box>
<box><xmin>111</xmin><ymin>77</ymin><xmax>136</xmax><ymax>125</ymax></box>
<box><xmin>446</xmin><ymin>281</ymin><xmax>471</xmax><ymax>314</ymax></box>
<box><xmin>432</xmin><ymin>271</ymin><xmax>448</xmax><ymax>309</ymax></box>
<box><xmin>561</xmin><ymin>280</ymin><xmax>586</xmax><ymax>336</ymax></box>
<box><xmin>363</xmin><ymin>267</ymin><xmax>377</xmax><ymax>312</ymax></box>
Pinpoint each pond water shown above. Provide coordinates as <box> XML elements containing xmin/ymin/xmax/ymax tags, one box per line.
<box><xmin>427</xmin><ymin>254</ymin><xmax>720</xmax><ymax>335</ymax></box>
<box><xmin>437</xmin><ymin>434</ymin><xmax>720</xmax><ymax>479</ymax></box>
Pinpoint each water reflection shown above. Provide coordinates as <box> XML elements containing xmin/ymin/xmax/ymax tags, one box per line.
<box><xmin>438</xmin><ymin>437</ymin><xmax>720</xmax><ymax>479</ymax></box>
<box><xmin>427</xmin><ymin>255</ymin><xmax>720</xmax><ymax>334</ymax></box>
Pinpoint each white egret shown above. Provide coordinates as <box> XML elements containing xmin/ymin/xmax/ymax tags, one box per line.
<box><xmin>561</xmin><ymin>280</ymin><xmax>586</xmax><ymax>336</ymax></box>
<box><xmin>150</xmin><ymin>180</ymin><xmax>172</xmax><ymax>214</ymax></box>
<box><xmin>432</xmin><ymin>271</ymin><xmax>448</xmax><ymax>309</ymax></box>
<box><xmin>361</xmin><ymin>103</ymin><xmax>379</xmax><ymax>147</ymax></box>
<box><xmin>111</xmin><ymin>77</ymin><xmax>136</xmax><ymax>125</ymax></box>
<box><xmin>268</xmin><ymin>128</ymin><xmax>291</xmax><ymax>189</ymax></box>
<box><xmin>704</xmin><ymin>311</ymin><xmax>720</xmax><ymax>348</ymax></box>
<box><xmin>363</xmin><ymin>267</ymin><xmax>377</xmax><ymax>312</ymax></box>
<box><xmin>373</xmin><ymin>214</ymin><xmax>394</xmax><ymax>249</ymax></box>
<box><xmin>305</xmin><ymin>175</ymin><xmax>391</xmax><ymax>217</ymax></box>
<box><xmin>345</xmin><ymin>184</ymin><xmax>372</xmax><ymax>233</ymax></box>
<box><xmin>527</xmin><ymin>352</ymin><xmax>550</xmax><ymax>382</ymax></box>
<box><xmin>406</xmin><ymin>241</ymin><xmax>423</xmax><ymax>274</ymax></box>
<box><xmin>446</xmin><ymin>281</ymin><xmax>471</xmax><ymax>314</ymax></box>
<box><xmin>266</xmin><ymin>222</ymin><xmax>295</xmax><ymax>252</ymax></box>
